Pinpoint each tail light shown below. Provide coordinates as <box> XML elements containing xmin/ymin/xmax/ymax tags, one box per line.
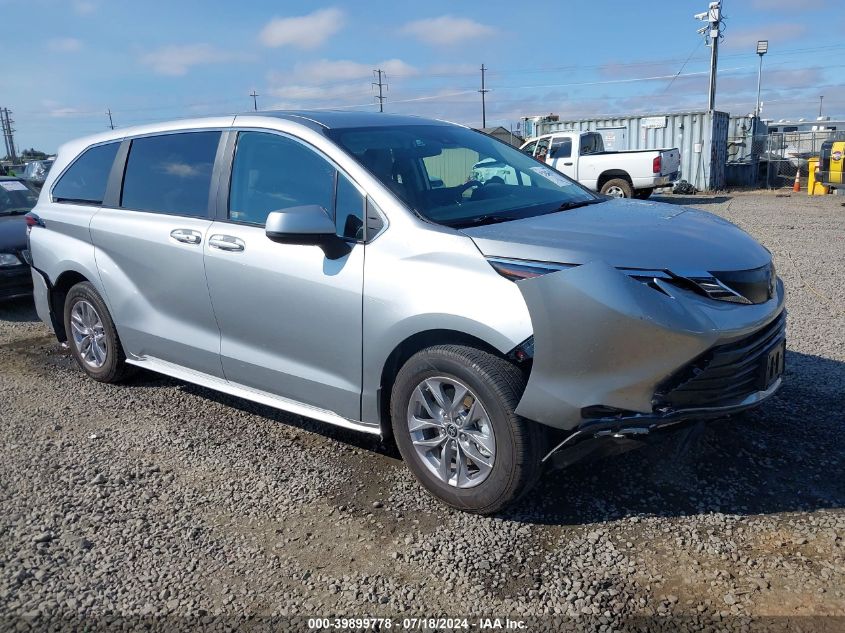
<box><xmin>24</xmin><ymin>213</ymin><xmax>45</xmax><ymax>228</ymax></box>
<box><xmin>652</xmin><ymin>156</ymin><xmax>662</xmax><ymax>174</ymax></box>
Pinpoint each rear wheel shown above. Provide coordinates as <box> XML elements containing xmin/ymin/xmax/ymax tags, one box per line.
<box><xmin>63</xmin><ymin>282</ymin><xmax>134</xmax><ymax>383</ymax></box>
<box><xmin>390</xmin><ymin>345</ymin><xmax>545</xmax><ymax>514</ymax></box>
<box><xmin>633</xmin><ymin>187</ymin><xmax>654</xmax><ymax>200</ymax></box>
<box><xmin>600</xmin><ymin>178</ymin><xmax>633</xmax><ymax>198</ymax></box>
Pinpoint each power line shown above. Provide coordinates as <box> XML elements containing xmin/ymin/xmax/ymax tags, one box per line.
<box><xmin>11</xmin><ymin>43</ymin><xmax>845</xmax><ymax>120</ymax></box>
<box><xmin>663</xmin><ymin>40</ymin><xmax>704</xmax><ymax>94</ymax></box>
<box><xmin>372</xmin><ymin>69</ymin><xmax>387</xmax><ymax>112</ymax></box>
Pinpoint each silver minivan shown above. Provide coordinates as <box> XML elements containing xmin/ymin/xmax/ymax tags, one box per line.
<box><xmin>28</xmin><ymin>112</ymin><xmax>785</xmax><ymax>513</ymax></box>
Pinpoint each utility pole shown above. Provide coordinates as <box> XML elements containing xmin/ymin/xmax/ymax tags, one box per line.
<box><xmin>250</xmin><ymin>90</ymin><xmax>259</xmax><ymax>111</ymax></box>
<box><xmin>1</xmin><ymin>108</ymin><xmax>18</xmax><ymax>162</ymax></box>
<box><xmin>106</xmin><ymin>108</ymin><xmax>114</xmax><ymax>130</ymax></box>
<box><xmin>479</xmin><ymin>64</ymin><xmax>489</xmax><ymax>129</ymax></box>
<box><xmin>819</xmin><ymin>95</ymin><xmax>824</xmax><ymax>118</ymax></box>
<box><xmin>372</xmin><ymin>69</ymin><xmax>387</xmax><ymax>112</ymax></box>
<box><xmin>696</xmin><ymin>1</ymin><xmax>722</xmax><ymax>111</ymax></box>
<box><xmin>0</xmin><ymin>109</ymin><xmax>8</xmax><ymax>159</ymax></box>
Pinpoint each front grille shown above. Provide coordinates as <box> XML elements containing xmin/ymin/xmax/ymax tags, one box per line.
<box><xmin>711</xmin><ymin>264</ymin><xmax>776</xmax><ymax>304</ymax></box>
<box><xmin>668</xmin><ymin>263</ymin><xmax>776</xmax><ymax>305</ymax></box>
<box><xmin>654</xmin><ymin>312</ymin><xmax>786</xmax><ymax>409</ymax></box>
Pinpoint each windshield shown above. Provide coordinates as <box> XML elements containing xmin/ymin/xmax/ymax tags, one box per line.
<box><xmin>326</xmin><ymin>124</ymin><xmax>600</xmax><ymax>227</ymax></box>
<box><xmin>24</xmin><ymin>160</ymin><xmax>53</xmax><ymax>179</ymax></box>
<box><xmin>0</xmin><ymin>180</ymin><xmax>39</xmax><ymax>214</ymax></box>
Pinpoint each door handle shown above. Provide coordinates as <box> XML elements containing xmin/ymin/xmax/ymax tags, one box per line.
<box><xmin>563</xmin><ymin>162</ymin><xmax>574</xmax><ymax>166</ymax></box>
<box><xmin>208</xmin><ymin>234</ymin><xmax>245</xmax><ymax>252</ymax></box>
<box><xmin>170</xmin><ymin>229</ymin><xmax>202</xmax><ymax>245</ymax></box>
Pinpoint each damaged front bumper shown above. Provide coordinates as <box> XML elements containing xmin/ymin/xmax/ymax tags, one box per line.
<box><xmin>513</xmin><ymin>260</ymin><xmax>786</xmax><ymax>460</ymax></box>
<box><xmin>542</xmin><ymin>376</ymin><xmax>781</xmax><ymax>464</ymax></box>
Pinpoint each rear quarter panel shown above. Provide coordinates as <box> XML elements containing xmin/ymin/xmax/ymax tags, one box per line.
<box><xmin>29</xmin><ymin>202</ymin><xmax>102</xmax><ymax>296</ymax></box>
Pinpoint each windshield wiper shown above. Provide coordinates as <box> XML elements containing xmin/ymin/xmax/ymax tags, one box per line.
<box><xmin>448</xmin><ymin>214</ymin><xmax>520</xmax><ymax>228</ymax></box>
<box><xmin>556</xmin><ymin>199</ymin><xmax>605</xmax><ymax>211</ymax></box>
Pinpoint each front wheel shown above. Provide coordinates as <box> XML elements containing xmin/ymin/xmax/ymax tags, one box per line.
<box><xmin>600</xmin><ymin>178</ymin><xmax>633</xmax><ymax>198</ymax></box>
<box><xmin>390</xmin><ymin>345</ymin><xmax>545</xmax><ymax>514</ymax></box>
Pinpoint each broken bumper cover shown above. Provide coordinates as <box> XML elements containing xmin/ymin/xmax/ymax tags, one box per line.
<box><xmin>542</xmin><ymin>376</ymin><xmax>782</xmax><ymax>463</ymax></box>
<box><xmin>514</xmin><ymin>260</ymin><xmax>786</xmax><ymax>441</ymax></box>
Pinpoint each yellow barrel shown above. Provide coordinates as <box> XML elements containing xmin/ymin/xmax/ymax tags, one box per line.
<box><xmin>808</xmin><ymin>158</ymin><xmax>828</xmax><ymax>195</ymax></box>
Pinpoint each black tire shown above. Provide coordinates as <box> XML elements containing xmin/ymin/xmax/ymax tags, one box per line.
<box><xmin>633</xmin><ymin>187</ymin><xmax>654</xmax><ymax>200</ymax></box>
<box><xmin>600</xmin><ymin>178</ymin><xmax>633</xmax><ymax>198</ymax></box>
<box><xmin>390</xmin><ymin>345</ymin><xmax>545</xmax><ymax>515</ymax></box>
<box><xmin>63</xmin><ymin>281</ymin><xmax>134</xmax><ymax>383</ymax></box>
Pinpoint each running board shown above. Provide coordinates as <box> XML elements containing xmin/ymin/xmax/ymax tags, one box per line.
<box><xmin>126</xmin><ymin>356</ymin><xmax>381</xmax><ymax>436</ymax></box>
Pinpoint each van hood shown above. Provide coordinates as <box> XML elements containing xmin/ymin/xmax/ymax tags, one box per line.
<box><xmin>460</xmin><ymin>198</ymin><xmax>771</xmax><ymax>273</ymax></box>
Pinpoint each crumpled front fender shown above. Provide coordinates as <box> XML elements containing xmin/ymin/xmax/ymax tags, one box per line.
<box><xmin>514</xmin><ymin>261</ymin><xmax>721</xmax><ymax>429</ymax></box>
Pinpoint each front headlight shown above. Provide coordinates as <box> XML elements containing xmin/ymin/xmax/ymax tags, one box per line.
<box><xmin>0</xmin><ymin>253</ymin><xmax>23</xmax><ymax>267</ymax></box>
<box><xmin>487</xmin><ymin>257</ymin><xmax>576</xmax><ymax>281</ymax></box>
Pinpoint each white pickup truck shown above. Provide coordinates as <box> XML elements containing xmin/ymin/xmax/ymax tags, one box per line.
<box><xmin>515</xmin><ymin>131</ymin><xmax>680</xmax><ymax>199</ymax></box>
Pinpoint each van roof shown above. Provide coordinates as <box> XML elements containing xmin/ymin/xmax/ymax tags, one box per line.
<box><xmin>259</xmin><ymin>110</ymin><xmax>449</xmax><ymax>130</ymax></box>
<box><xmin>54</xmin><ymin>111</ymin><xmax>457</xmax><ymax>157</ymax></box>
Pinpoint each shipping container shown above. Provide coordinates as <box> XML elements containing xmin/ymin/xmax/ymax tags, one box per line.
<box><xmin>727</xmin><ymin>115</ymin><xmax>761</xmax><ymax>163</ymax></box>
<box><xmin>521</xmin><ymin>111</ymin><xmax>730</xmax><ymax>191</ymax></box>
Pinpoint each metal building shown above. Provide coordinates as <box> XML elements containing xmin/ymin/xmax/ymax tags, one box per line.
<box><xmin>476</xmin><ymin>126</ymin><xmax>524</xmax><ymax>148</ymax></box>
<box><xmin>521</xmin><ymin>110</ymin><xmax>730</xmax><ymax>191</ymax></box>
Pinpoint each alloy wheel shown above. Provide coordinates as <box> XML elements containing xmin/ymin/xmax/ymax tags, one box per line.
<box><xmin>406</xmin><ymin>376</ymin><xmax>496</xmax><ymax>488</ymax></box>
<box><xmin>70</xmin><ymin>300</ymin><xmax>108</xmax><ymax>368</ymax></box>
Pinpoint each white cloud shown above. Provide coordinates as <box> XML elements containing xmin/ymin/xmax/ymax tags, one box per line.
<box><xmin>140</xmin><ymin>44</ymin><xmax>251</xmax><ymax>76</ymax></box>
<box><xmin>47</xmin><ymin>38</ymin><xmax>83</xmax><ymax>53</ymax></box>
<box><xmin>723</xmin><ymin>23</ymin><xmax>807</xmax><ymax>50</ymax></box>
<box><xmin>50</xmin><ymin>108</ymin><xmax>81</xmax><ymax>118</ymax></box>
<box><xmin>292</xmin><ymin>58</ymin><xmax>417</xmax><ymax>83</ymax></box>
<box><xmin>425</xmin><ymin>62</ymin><xmax>479</xmax><ymax>76</ymax></box>
<box><xmin>401</xmin><ymin>15</ymin><xmax>495</xmax><ymax>46</ymax></box>
<box><xmin>268</xmin><ymin>84</ymin><xmax>365</xmax><ymax>104</ymax></box>
<box><xmin>73</xmin><ymin>1</ymin><xmax>96</xmax><ymax>14</ymax></box>
<box><xmin>258</xmin><ymin>8</ymin><xmax>344</xmax><ymax>50</ymax></box>
<box><xmin>41</xmin><ymin>101</ymin><xmax>83</xmax><ymax>118</ymax></box>
<box><xmin>163</xmin><ymin>162</ymin><xmax>201</xmax><ymax>178</ymax></box>
<box><xmin>265</xmin><ymin>58</ymin><xmax>417</xmax><ymax>106</ymax></box>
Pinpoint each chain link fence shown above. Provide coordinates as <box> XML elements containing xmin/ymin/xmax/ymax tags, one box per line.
<box><xmin>759</xmin><ymin>131</ymin><xmax>838</xmax><ymax>189</ymax></box>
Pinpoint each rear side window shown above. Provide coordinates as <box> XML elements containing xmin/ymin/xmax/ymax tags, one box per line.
<box><xmin>52</xmin><ymin>142</ymin><xmax>119</xmax><ymax>204</ymax></box>
<box><xmin>550</xmin><ymin>138</ymin><xmax>572</xmax><ymax>159</ymax></box>
<box><xmin>228</xmin><ymin>131</ymin><xmax>335</xmax><ymax>226</ymax></box>
<box><xmin>521</xmin><ymin>140</ymin><xmax>537</xmax><ymax>156</ymax></box>
<box><xmin>579</xmin><ymin>134</ymin><xmax>603</xmax><ymax>155</ymax></box>
<box><xmin>121</xmin><ymin>131</ymin><xmax>220</xmax><ymax>216</ymax></box>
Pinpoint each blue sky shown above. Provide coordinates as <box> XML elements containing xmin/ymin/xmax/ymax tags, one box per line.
<box><xmin>2</xmin><ymin>0</ymin><xmax>844</xmax><ymax>152</ymax></box>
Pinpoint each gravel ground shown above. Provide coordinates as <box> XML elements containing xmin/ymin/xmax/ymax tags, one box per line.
<box><xmin>1</xmin><ymin>191</ymin><xmax>844</xmax><ymax>631</ymax></box>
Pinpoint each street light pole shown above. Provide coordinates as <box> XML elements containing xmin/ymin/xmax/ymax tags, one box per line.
<box><xmin>754</xmin><ymin>40</ymin><xmax>768</xmax><ymax>138</ymax></box>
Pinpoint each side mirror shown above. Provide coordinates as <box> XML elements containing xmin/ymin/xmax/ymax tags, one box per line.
<box><xmin>265</xmin><ymin>205</ymin><xmax>336</xmax><ymax>245</ymax></box>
